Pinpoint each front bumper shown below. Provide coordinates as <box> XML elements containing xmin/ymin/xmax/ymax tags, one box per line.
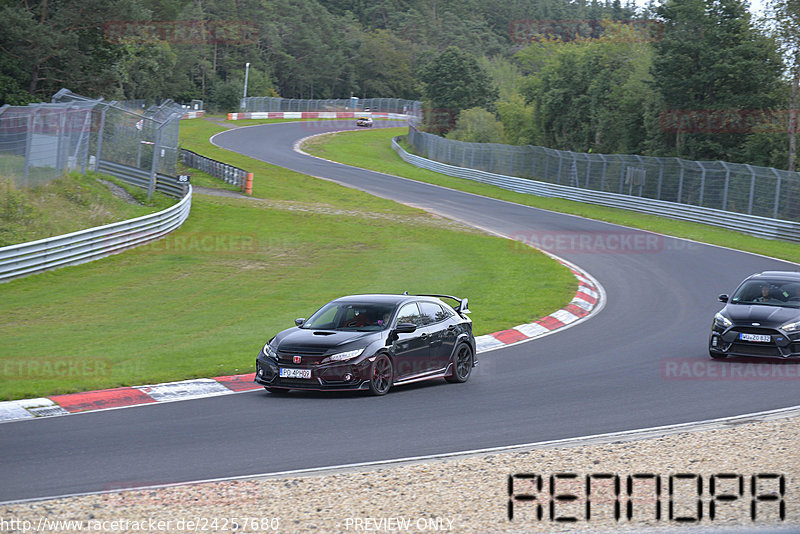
<box><xmin>709</xmin><ymin>326</ymin><xmax>800</xmax><ymax>359</ymax></box>
<box><xmin>254</xmin><ymin>355</ymin><xmax>373</xmax><ymax>391</ymax></box>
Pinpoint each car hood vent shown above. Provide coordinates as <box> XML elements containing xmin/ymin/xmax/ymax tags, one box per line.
<box><xmin>727</xmin><ymin>305</ymin><xmax>798</xmax><ymax>327</ymax></box>
<box><xmin>275</xmin><ymin>329</ymin><xmax>377</xmax><ymax>353</ymax></box>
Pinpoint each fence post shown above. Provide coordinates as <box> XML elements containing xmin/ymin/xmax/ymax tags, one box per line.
<box><xmin>544</xmin><ymin>150</ymin><xmax>551</xmax><ymax>182</ymax></box>
<box><xmin>584</xmin><ymin>154</ymin><xmax>591</xmax><ymax>188</ymax></box>
<box><xmin>720</xmin><ymin>161</ymin><xmax>731</xmax><ymax>211</ymax></box>
<box><xmin>599</xmin><ymin>154</ymin><xmax>607</xmax><ymax>191</ymax></box>
<box><xmin>148</xmin><ymin>123</ymin><xmax>163</xmax><ymax>201</ymax></box>
<box><xmin>699</xmin><ymin>162</ymin><xmax>706</xmax><ymax>206</ymax></box>
<box><xmin>556</xmin><ymin>152</ymin><xmax>563</xmax><ymax>184</ymax></box>
<box><xmin>78</xmin><ymin>107</ymin><xmax>92</xmax><ymax>173</ymax></box>
<box><xmin>772</xmin><ymin>168</ymin><xmax>782</xmax><ymax>219</ymax></box>
<box><xmin>570</xmin><ymin>153</ymin><xmax>578</xmax><ymax>187</ymax></box>
<box><xmin>95</xmin><ymin>104</ymin><xmax>107</xmax><ymax>170</ymax></box>
<box><xmin>23</xmin><ymin>110</ymin><xmax>35</xmax><ymax>188</ymax></box>
<box><xmin>747</xmin><ymin>164</ymin><xmax>756</xmax><ymax>215</ymax></box>
<box><xmin>55</xmin><ymin>108</ymin><xmax>66</xmax><ymax>175</ymax></box>
<box><xmin>635</xmin><ymin>155</ymin><xmax>646</xmax><ymax>197</ymax></box>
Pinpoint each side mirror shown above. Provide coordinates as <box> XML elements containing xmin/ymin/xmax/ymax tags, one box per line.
<box><xmin>395</xmin><ymin>322</ymin><xmax>417</xmax><ymax>334</ymax></box>
<box><xmin>718</xmin><ymin>294</ymin><xmax>729</xmax><ymax>303</ymax></box>
<box><xmin>295</xmin><ymin>318</ymin><xmax>306</xmax><ymax>326</ymax></box>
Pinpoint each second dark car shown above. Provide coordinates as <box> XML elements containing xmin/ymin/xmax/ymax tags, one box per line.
<box><xmin>709</xmin><ymin>271</ymin><xmax>800</xmax><ymax>359</ymax></box>
<box><xmin>255</xmin><ymin>294</ymin><xmax>476</xmax><ymax>395</ymax></box>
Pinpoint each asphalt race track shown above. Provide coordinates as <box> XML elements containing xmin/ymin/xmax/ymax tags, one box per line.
<box><xmin>1</xmin><ymin>120</ymin><xmax>798</xmax><ymax>503</ymax></box>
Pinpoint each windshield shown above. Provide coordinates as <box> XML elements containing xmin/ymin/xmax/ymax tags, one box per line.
<box><xmin>301</xmin><ymin>302</ymin><xmax>395</xmax><ymax>331</ymax></box>
<box><xmin>730</xmin><ymin>280</ymin><xmax>800</xmax><ymax>308</ymax></box>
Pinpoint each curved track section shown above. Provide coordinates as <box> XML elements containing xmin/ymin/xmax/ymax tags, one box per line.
<box><xmin>1</xmin><ymin>121</ymin><xmax>797</xmax><ymax>503</ymax></box>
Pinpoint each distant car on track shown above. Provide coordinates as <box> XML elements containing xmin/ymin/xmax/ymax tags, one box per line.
<box><xmin>356</xmin><ymin>116</ymin><xmax>373</xmax><ymax>127</ymax></box>
<box><xmin>709</xmin><ymin>271</ymin><xmax>800</xmax><ymax>359</ymax></box>
<box><xmin>255</xmin><ymin>294</ymin><xmax>476</xmax><ymax>395</ymax></box>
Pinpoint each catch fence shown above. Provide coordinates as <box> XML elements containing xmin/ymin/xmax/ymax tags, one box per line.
<box><xmin>407</xmin><ymin>126</ymin><xmax>800</xmax><ymax>222</ymax></box>
<box><xmin>0</xmin><ymin>101</ymin><xmax>96</xmax><ymax>188</ymax></box>
<box><xmin>241</xmin><ymin>97</ymin><xmax>421</xmax><ymax>123</ymax></box>
<box><xmin>0</xmin><ymin>89</ymin><xmax>186</xmax><ymax>200</ymax></box>
<box><xmin>180</xmin><ymin>148</ymin><xmax>251</xmax><ymax>191</ymax></box>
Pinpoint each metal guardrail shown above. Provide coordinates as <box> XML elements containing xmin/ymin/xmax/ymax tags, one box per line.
<box><xmin>392</xmin><ymin>138</ymin><xmax>800</xmax><ymax>243</ymax></box>
<box><xmin>407</xmin><ymin>125</ymin><xmax>800</xmax><ymax>222</ymax></box>
<box><xmin>180</xmin><ymin>148</ymin><xmax>248</xmax><ymax>190</ymax></box>
<box><xmin>0</xmin><ymin>186</ymin><xmax>192</xmax><ymax>283</ymax></box>
<box><xmin>0</xmin><ymin>90</ymin><xmax>196</xmax><ymax>283</ymax></box>
<box><xmin>97</xmin><ymin>159</ymin><xmax>187</xmax><ymax>198</ymax></box>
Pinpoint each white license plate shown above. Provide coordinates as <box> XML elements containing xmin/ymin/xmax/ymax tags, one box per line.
<box><xmin>280</xmin><ymin>368</ymin><xmax>311</xmax><ymax>379</ymax></box>
<box><xmin>740</xmin><ymin>333</ymin><xmax>771</xmax><ymax>343</ymax></box>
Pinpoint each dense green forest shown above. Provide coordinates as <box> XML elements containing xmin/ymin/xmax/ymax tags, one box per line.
<box><xmin>1</xmin><ymin>0</ymin><xmax>799</xmax><ymax>168</ymax></box>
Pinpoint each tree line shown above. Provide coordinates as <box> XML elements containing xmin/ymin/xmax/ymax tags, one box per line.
<box><xmin>1</xmin><ymin>0</ymin><xmax>798</xmax><ymax>168</ymax></box>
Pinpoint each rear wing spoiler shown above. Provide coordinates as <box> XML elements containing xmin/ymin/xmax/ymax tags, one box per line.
<box><xmin>416</xmin><ymin>294</ymin><xmax>471</xmax><ymax>316</ymax></box>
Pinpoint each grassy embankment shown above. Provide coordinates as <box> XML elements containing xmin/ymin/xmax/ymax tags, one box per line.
<box><xmin>302</xmin><ymin>126</ymin><xmax>800</xmax><ymax>265</ymax></box>
<box><xmin>0</xmin><ymin>172</ymin><xmax>174</xmax><ymax>247</ymax></box>
<box><xmin>0</xmin><ymin>118</ymin><xmax>576</xmax><ymax>400</ymax></box>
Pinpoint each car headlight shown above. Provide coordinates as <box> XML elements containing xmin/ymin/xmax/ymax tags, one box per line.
<box><xmin>262</xmin><ymin>343</ymin><xmax>278</xmax><ymax>360</ymax></box>
<box><xmin>781</xmin><ymin>320</ymin><xmax>800</xmax><ymax>333</ymax></box>
<box><xmin>714</xmin><ymin>312</ymin><xmax>732</xmax><ymax>329</ymax></box>
<box><xmin>324</xmin><ymin>348</ymin><xmax>363</xmax><ymax>362</ymax></box>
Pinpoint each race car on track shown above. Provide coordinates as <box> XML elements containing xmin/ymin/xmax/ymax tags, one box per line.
<box><xmin>255</xmin><ymin>294</ymin><xmax>476</xmax><ymax>395</ymax></box>
<box><xmin>709</xmin><ymin>271</ymin><xmax>800</xmax><ymax>359</ymax></box>
<box><xmin>356</xmin><ymin>116</ymin><xmax>373</xmax><ymax>127</ymax></box>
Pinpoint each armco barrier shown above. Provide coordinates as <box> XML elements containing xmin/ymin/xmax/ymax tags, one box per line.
<box><xmin>97</xmin><ymin>159</ymin><xmax>187</xmax><ymax>198</ymax></box>
<box><xmin>392</xmin><ymin>138</ymin><xmax>800</xmax><ymax>243</ymax></box>
<box><xmin>180</xmin><ymin>148</ymin><xmax>250</xmax><ymax>192</ymax></box>
<box><xmin>0</xmin><ymin>186</ymin><xmax>192</xmax><ymax>282</ymax></box>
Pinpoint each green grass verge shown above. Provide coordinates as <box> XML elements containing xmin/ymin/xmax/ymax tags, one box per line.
<box><xmin>0</xmin><ymin>171</ymin><xmax>174</xmax><ymax>247</ymax></box>
<box><xmin>303</xmin><ymin>127</ymin><xmax>800</xmax><ymax>265</ymax></box>
<box><xmin>0</xmin><ymin>119</ymin><xmax>576</xmax><ymax>400</ymax></box>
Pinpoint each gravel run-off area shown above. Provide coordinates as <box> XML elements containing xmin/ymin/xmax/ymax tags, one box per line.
<box><xmin>2</xmin><ymin>411</ymin><xmax>799</xmax><ymax>533</ymax></box>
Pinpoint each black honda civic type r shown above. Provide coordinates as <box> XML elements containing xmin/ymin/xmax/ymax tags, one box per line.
<box><xmin>710</xmin><ymin>271</ymin><xmax>800</xmax><ymax>359</ymax></box>
<box><xmin>255</xmin><ymin>294</ymin><xmax>476</xmax><ymax>395</ymax></box>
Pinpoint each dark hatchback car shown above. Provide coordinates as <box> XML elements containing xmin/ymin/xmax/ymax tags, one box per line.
<box><xmin>255</xmin><ymin>294</ymin><xmax>476</xmax><ymax>395</ymax></box>
<box><xmin>710</xmin><ymin>271</ymin><xmax>800</xmax><ymax>359</ymax></box>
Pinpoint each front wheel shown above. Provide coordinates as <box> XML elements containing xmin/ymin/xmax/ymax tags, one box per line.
<box><xmin>446</xmin><ymin>343</ymin><xmax>474</xmax><ymax>383</ymax></box>
<box><xmin>368</xmin><ymin>354</ymin><xmax>393</xmax><ymax>395</ymax></box>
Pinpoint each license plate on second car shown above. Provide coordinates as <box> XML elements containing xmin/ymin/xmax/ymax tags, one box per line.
<box><xmin>280</xmin><ymin>368</ymin><xmax>312</xmax><ymax>379</ymax></box>
<box><xmin>740</xmin><ymin>333</ymin><xmax>771</xmax><ymax>343</ymax></box>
